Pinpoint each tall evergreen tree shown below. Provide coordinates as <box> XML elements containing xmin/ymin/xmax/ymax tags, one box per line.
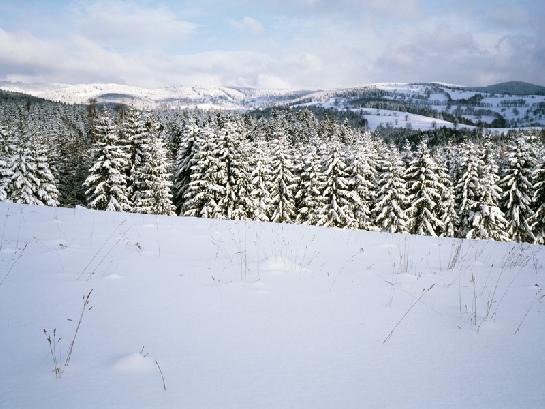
<box><xmin>174</xmin><ymin>123</ymin><xmax>200</xmax><ymax>212</ymax></box>
<box><xmin>84</xmin><ymin>110</ymin><xmax>130</xmax><ymax>212</ymax></box>
<box><xmin>295</xmin><ymin>145</ymin><xmax>325</xmax><ymax>225</ymax></box>
<box><xmin>6</xmin><ymin>135</ymin><xmax>39</xmax><ymax>205</ymax></box>
<box><xmin>316</xmin><ymin>144</ymin><xmax>357</xmax><ymax>228</ymax></box>
<box><xmin>131</xmin><ymin>120</ymin><xmax>175</xmax><ymax>216</ymax></box>
<box><xmin>268</xmin><ymin>131</ymin><xmax>297</xmax><ymax>223</ymax></box>
<box><xmin>349</xmin><ymin>137</ymin><xmax>377</xmax><ymax>230</ymax></box>
<box><xmin>0</xmin><ymin>125</ymin><xmax>14</xmax><ymax>201</ymax></box>
<box><xmin>500</xmin><ymin>137</ymin><xmax>535</xmax><ymax>243</ymax></box>
<box><xmin>249</xmin><ymin>141</ymin><xmax>272</xmax><ymax>222</ymax></box>
<box><xmin>181</xmin><ymin>126</ymin><xmax>223</xmax><ymax>218</ymax></box>
<box><xmin>374</xmin><ymin>146</ymin><xmax>410</xmax><ymax>233</ymax></box>
<box><xmin>405</xmin><ymin>140</ymin><xmax>444</xmax><ymax>236</ymax></box>
<box><xmin>123</xmin><ymin>108</ymin><xmax>149</xmax><ymax>201</ymax></box>
<box><xmin>33</xmin><ymin>142</ymin><xmax>60</xmax><ymax>206</ymax></box>
<box><xmin>455</xmin><ymin>143</ymin><xmax>483</xmax><ymax>237</ymax></box>
<box><xmin>214</xmin><ymin>118</ymin><xmax>252</xmax><ymax>220</ymax></box>
<box><xmin>531</xmin><ymin>156</ymin><xmax>545</xmax><ymax>244</ymax></box>
<box><xmin>437</xmin><ymin>160</ymin><xmax>456</xmax><ymax>237</ymax></box>
<box><xmin>6</xmin><ymin>131</ymin><xmax>59</xmax><ymax>206</ymax></box>
<box><xmin>472</xmin><ymin>144</ymin><xmax>508</xmax><ymax>241</ymax></box>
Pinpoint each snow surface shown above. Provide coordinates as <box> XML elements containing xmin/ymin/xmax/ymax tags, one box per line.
<box><xmin>1</xmin><ymin>203</ymin><xmax>544</xmax><ymax>408</ymax></box>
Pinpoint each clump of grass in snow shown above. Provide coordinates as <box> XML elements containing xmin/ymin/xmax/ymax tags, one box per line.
<box><xmin>43</xmin><ymin>328</ymin><xmax>63</xmax><ymax>378</ymax></box>
<box><xmin>43</xmin><ymin>289</ymin><xmax>93</xmax><ymax>377</ymax></box>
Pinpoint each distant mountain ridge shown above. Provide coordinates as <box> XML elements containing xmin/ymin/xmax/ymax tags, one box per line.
<box><xmin>1</xmin><ymin>80</ymin><xmax>545</xmax><ymax>129</ymax></box>
<box><xmin>464</xmin><ymin>81</ymin><xmax>545</xmax><ymax>96</ymax></box>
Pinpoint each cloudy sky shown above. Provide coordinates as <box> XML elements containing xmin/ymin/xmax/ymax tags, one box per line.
<box><xmin>0</xmin><ymin>0</ymin><xmax>543</xmax><ymax>89</ymax></box>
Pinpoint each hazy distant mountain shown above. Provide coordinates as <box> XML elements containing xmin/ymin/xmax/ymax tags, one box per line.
<box><xmin>465</xmin><ymin>81</ymin><xmax>545</xmax><ymax>96</ymax></box>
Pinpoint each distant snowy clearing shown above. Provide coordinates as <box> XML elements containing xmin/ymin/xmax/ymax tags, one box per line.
<box><xmin>356</xmin><ymin>108</ymin><xmax>472</xmax><ymax>131</ymax></box>
<box><xmin>0</xmin><ymin>203</ymin><xmax>544</xmax><ymax>408</ymax></box>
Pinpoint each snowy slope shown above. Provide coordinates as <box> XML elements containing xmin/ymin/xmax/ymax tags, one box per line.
<box><xmin>1</xmin><ymin>202</ymin><xmax>544</xmax><ymax>409</ymax></box>
<box><xmin>352</xmin><ymin>108</ymin><xmax>473</xmax><ymax>131</ymax></box>
<box><xmin>0</xmin><ymin>81</ymin><xmax>306</xmax><ymax>110</ymax></box>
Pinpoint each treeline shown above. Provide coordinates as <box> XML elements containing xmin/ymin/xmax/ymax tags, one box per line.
<box><xmin>1</xmin><ymin>103</ymin><xmax>545</xmax><ymax>245</ymax></box>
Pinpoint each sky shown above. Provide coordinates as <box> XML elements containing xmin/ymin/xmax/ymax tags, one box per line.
<box><xmin>0</xmin><ymin>0</ymin><xmax>544</xmax><ymax>89</ymax></box>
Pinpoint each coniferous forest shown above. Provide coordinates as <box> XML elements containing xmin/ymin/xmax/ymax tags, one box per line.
<box><xmin>1</xmin><ymin>93</ymin><xmax>545</xmax><ymax>245</ymax></box>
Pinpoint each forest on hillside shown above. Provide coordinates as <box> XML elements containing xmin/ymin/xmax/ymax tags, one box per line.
<box><xmin>1</xmin><ymin>94</ymin><xmax>545</xmax><ymax>245</ymax></box>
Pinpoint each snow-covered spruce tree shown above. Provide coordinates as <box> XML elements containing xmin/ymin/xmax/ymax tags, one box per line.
<box><xmin>454</xmin><ymin>142</ymin><xmax>483</xmax><ymax>238</ymax></box>
<box><xmin>499</xmin><ymin>137</ymin><xmax>535</xmax><ymax>243</ymax></box>
<box><xmin>174</xmin><ymin>122</ymin><xmax>200</xmax><ymax>213</ymax></box>
<box><xmin>295</xmin><ymin>145</ymin><xmax>325</xmax><ymax>225</ymax></box>
<box><xmin>268</xmin><ymin>130</ymin><xmax>297</xmax><ymax>223</ymax></box>
<box><xmin>6</xmin><ymin>131</ymin><xmax>59</xmax><ymax>206</ymax></box>
<box><xmin>405</xmin><ymin>140</ymin><xmax>444</xmax><ymax>236</ymax></box>
<box><xmin>472</xmin><ymin>143</ymin><xmax>509</xmax><ymax>241</ymax></box>
<box><xmin>84</xmin><ymin>110</ymin><xmax>130</xmax><ymax>212</ymax></box>
<box><xmin>436</xmin><ymin>160</ymin><xmax>456</xmax><ymax>237</ymax></box>
<box><xmin>6</xmin><ymin>136</ymin><xmax>38</xmax><ymax>205</ymax></box>
<box><xmin>123</xmin><ymin>108</ymin><xmax>149</xmax><ymax>202</ymax></box>
<box><xmin>131</xmin><ymin>120</ymin><xmax>175</xmax><ymax>216</ymax></box>
<box><xmin>213</xmin><ymin>118</ymin><xmax>253</xmax><ymax>220</ymax></box>
<box><xmin>349</xmin><ymin>135</ymin><xmax>378</xmax><ymax>230</ymax></box>
<box><xmin>33</xmin><ymin>141</ymin><xmax>60</xmax><ymax>206</ymax></box>
<box><xmin>0</xmin><ymin>124</ymin><xmax>14</xmax><ymax>201</ymax></box>
<box><xmin>249</xmin><ymin>140</ymin><xmax>272</xmax><ymax>222</ymax></box>
<box><xmin>316</xmin><ymin>144</ymin><xmax>357</xmax><ymax>228</ymax></box>
<box><xmin>531</xmin><ymin>156</ymin><xmax>545</xmax><ymax>244</ymax></box>
<box><xmin>181</xmin><ymin>126</ymin><xmax>223</xmax><ymax>218</ymax></box>
<box><xmin>374</xmin><ymin>145</ymin><xmax>410</xmax><ymax>233</ymax></box>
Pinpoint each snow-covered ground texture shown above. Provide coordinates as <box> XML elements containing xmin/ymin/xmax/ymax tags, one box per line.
<box><xmin>1</xmin><ymin>202</ymin><xmax>545</xmax><ymax>409</ymax></box>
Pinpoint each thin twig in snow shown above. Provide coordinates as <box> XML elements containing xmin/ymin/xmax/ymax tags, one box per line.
<box><xmin>65</xmin><ymin>289</ymin><xmax>93</xmax><ymax>367</ymax></box>
<box><xmin>383</xmin><ymin>283</ymin><xmax>436</xmax><ymax>344</ymax></box>
<box><xmin>514</xmin><ymin>287</ymin><xmax>544</xmax><ymax>335</ymax></box>
<box><xmin>0</xmin><ymin>241</ymin><xmax>30</xmax><ymax>288</ymax></box>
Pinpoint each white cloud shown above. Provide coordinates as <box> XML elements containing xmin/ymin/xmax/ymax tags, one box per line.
<box><xmin>0</xmin><ymin>1</ymin><xmax>544</xmax><ymax>89</ymax></box>
<box><xmin>228</xmin><ymin>16</ymin><xmax>264</xmax><ymax>33</ymax></box>
<box><xmin>374</xmin><ymin>24</ymin><xmax>544</xmax><ymax>86</ymax></box>
<box><xmin>72</xmin><ymin>1</ymin><xmax>196</xmax><ymax>48</ymax></box>
<box><xmin>271</xmin><ymin>0</ymin><xmax>421</xmax><ymax>18</ymax></box>
<box><xmin>0</xmin><ymin>28</ymin><xmax>296</xmax><ymax>88</ymax></box>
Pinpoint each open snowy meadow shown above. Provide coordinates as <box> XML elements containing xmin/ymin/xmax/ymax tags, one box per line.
<box><xmin>0</xmin><ymin>202</ymin><xmax>544</xmax><ymax>408</ymax></box>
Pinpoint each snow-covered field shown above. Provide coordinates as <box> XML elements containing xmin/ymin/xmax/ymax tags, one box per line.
<box><xmin>356</xmin><ymin>108</ymin><xmax>470</xmax><ymax>131</ymax></box>
<box><xmin>1</xmin><ymin>203</ymin><xmax>545</xmax><ymax>409</ymax></box>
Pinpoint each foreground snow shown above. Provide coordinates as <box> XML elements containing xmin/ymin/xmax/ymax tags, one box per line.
<box><xmin>0</xmin><ymin>203</ymin><xmax>544</xmax><ymax>409</ymax></box>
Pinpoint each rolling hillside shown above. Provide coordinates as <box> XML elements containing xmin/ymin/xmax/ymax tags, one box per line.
<box><xmin>2</xmin><ymin>80</ymin><xmax>545</xmax><ymax>130</ymax></box>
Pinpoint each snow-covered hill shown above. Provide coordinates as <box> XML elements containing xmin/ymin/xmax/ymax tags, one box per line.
<box><xmin>0</xmin><ymin>81</ymin><xmax>308</xmax><ymax>111</ymax></box>
<box><xmin>289</xmin><ymin>82</ymin><xmax>545</xmax><ymax>128</ymax></box>
<box><xmin>1</xmin><ymin>80</ymin><xmax>545</xmax><ymax>129</ymax></box>
<box><xmin>1</xmin><ymin>202</ymin><xmax>544</xmax><ymax>408</ymax></box>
